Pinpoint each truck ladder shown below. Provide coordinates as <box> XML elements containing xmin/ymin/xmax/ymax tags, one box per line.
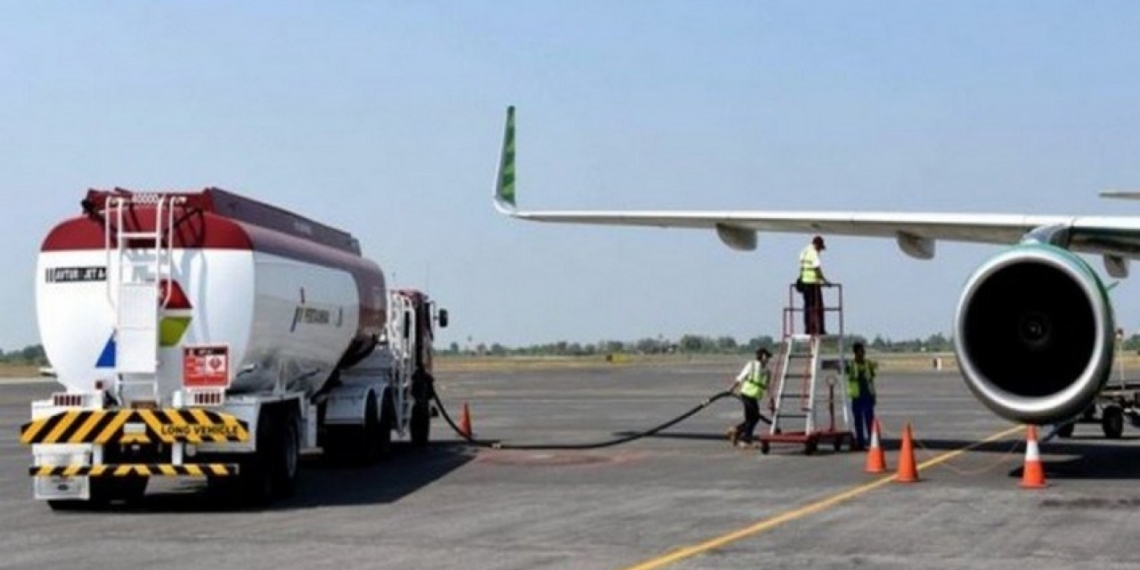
<box><xmin>104</xmin><ymin>193</ymin><xmax>184</xmax><ymax>403</ymax></box>
<box><xmin>758</xmin><ymin>283</ymin><xmax>852</xmax><ymax>455</ymax></box>
<box><xmin>385</xmin><ymin>291</ymin><xmax>416</xmax><ymax>433</ymax></box>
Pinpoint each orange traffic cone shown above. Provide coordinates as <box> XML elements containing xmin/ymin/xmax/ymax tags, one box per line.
<box><xmin>459</xmin><ymin>402</ymin><xmax>472</xmax><ymax>439</ymax></box>
<box><xmin>1020</xmin><ymin>425</ymin><xmax>1048</xmax><ymax>489</ymax></box>
<box><xmin>895</xmin><ymin>422</ymin><xmax>919</xmax><ymax>483</ymax></box>
<box><xmin>864</xmin><ymin>419</ymin><xmax>887</xmax><ymax>474</ymax></box>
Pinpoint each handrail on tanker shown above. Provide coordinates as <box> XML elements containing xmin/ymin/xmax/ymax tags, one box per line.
<box><xmin>102</xmin><ymin>194</ymin><xmax>188</xmax><ymax>309</ymax></box>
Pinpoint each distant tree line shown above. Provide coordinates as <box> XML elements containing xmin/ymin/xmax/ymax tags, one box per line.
<box><xmin>0</xmin><ymin>345</ymin><xmax>47</xmax><ymax>365</ymax></box>
<box><xmin>443</xmin><ymin>333</ymin><xmax>967</xmax><ymax>357</ymax></box>
<box><xmin>446</xmin><ymin>336</ymin><xmax>780</xmax><ymax>358</ymax></box>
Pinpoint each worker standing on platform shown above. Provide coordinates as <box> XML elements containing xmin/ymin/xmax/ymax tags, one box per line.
<box><xmin>798</xmin><ymin>235</ymin><xmax>830</xmax><ymax>335</ymax></box>
<box><xmin>727</xmin><ymin>348</ymin><xmax>772</xmax><ymax>447</ymax></box>
<box><xmin>847</xmin><ymin>342</ymin><xmax>877</xmax><ymax>451</ymax></box>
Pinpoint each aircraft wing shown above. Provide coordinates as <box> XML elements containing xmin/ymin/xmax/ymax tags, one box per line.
<box><xmin>493</xmin><ymin>106</ymin><xmax>1140</xmax><ymax>270</ymax></box>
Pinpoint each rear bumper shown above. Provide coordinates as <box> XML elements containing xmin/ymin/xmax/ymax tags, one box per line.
<box><xmin>21</xmin><ymin>408</ymin><xmax>250</xmax><ymax>445</ymax></box>
<box><xmin>29</xmin><ymin>463</ymin><xmax>239</xmax><ymax>477</ymax></box>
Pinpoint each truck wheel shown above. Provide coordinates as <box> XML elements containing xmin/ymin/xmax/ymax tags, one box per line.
<box><xmin>47</xmin><ymin>499</ymin><xmax>86</xmax><ymax>511</ymax></box>
<box><xmin>270</xmin><ymin>413</ymin><xmax>300</xmax><ymax>498</ymax></box>
<box><xmin>325</xmin><ymin>393</ymin><xmax>382</xmax><ymax>466</ymax></box>
<box><xmin>239</xmin><ymin>412</ymin><xmax>277</xmax><ymax>505</ymax></box>
<box><xmin>1103</xmin><ymin>406</ymin><xmax>1124</xmax><ymax>439</ymax></box>
<box><xmin>236</xmin><ymin>407</ymin><xmax>297</xmax><ymax>505</ymax></box>
<box><xmin>373</xmin><ymin>395</ymin><xmax>394</xmax><ymax>461</ymax></box>
<box><xmin>100</xmin><ymin>477</ymin><xmax>148</xmax><ymax>503</ymax></box>
<box><xmin>410</xmin><ymin>404</ymin><xmax>431</xmax><ymax>446</ymax></box>
<box><xmin>411</xmin><ymin>373</ymin><xmax>434</xmax><ymax>447</ymax></box>
<box><xmin>93</xmin><ymin>478</ymin><xmax>150</xmax><ymax>507</ymax></box>
<box><xmin>360</xmin><ymin>394</ymin><xmax>384</xmax><ymax>463</ymax></box>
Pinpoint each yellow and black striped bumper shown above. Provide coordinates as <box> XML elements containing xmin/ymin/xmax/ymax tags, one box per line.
<box><xmin>29</xmin><ymin>463</ymin><xmax>238</xmax><ymax>478</ymax></box>
<box><xmin>20</xmin><ymin>409</ymin><xmax>250</xmax><ymax>445</ymax></box>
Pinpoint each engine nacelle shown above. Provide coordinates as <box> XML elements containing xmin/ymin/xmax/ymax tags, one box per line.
<box><xmin>954</xmin><ymin>244</ymin><xmax>1115</xmax><ymax>424</ymax></box>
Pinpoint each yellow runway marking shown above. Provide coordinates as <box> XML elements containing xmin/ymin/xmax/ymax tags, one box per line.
<box><xmin>620</xmin><ymin>424</ymin><xmax>1025</xmax><ymax>570</ymax></box>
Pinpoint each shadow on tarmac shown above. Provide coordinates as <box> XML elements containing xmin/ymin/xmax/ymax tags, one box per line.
<box><xmin>50</xmin><ymin>442</ymin><xmax>476</xmax><ymax>514</ymax></box>
<box><xmin>879</xmin><ymin>435</ymin><xmax>1140</xmax><ymax>481</ymax></box>
<box><xmin>641</xmin><ymin>429</ymin><xmax>1140</xmax><ymax>479</ymax></box>
<box><xmin>285</xmin><ymin>442</ymin><xmax>476</xmax><ymax>508</ymax></box>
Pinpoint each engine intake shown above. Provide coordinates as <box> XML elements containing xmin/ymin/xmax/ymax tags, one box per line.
<box><xmin>954</xmin><ymin>244</ymin><xmax>1114</xmax><ymax>424</ymax></box>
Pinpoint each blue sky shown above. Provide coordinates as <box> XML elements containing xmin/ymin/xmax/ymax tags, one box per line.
<box><xmin>3</xmin><ymin>2</ymin><xmax>1140</xmax><ymax>351</ymax></box>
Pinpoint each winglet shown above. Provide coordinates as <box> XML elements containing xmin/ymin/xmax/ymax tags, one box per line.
<box><xmin>494</xmin><ymin>106</ymin><xmax>517</xmax><ymax>213</ymax></box>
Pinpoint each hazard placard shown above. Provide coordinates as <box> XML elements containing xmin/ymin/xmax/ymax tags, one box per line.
<box><xmin>182</xmin><ymin>345</ymin><xmax>230</xmax><ymax>388</ymax></box>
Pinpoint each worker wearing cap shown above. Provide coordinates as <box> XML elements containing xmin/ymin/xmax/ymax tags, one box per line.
<box><xmin>847</xmin><ymin>342</ymin><xmax>877</xmax><ymax>451</ymax></box>
<box><xmin>727</xmin><ymin>348</ymin><xmax>772</xmax><ymax>447</ymax></box>
<box><xmin>799</xmin><ymin>235</ymin><xmax>831</xmax><ymax>335</ymax></box>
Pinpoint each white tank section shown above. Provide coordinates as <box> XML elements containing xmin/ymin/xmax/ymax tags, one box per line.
<box><xmin>37</xmin><ymin>248</ymin><xmax>361</xmax><ymax>402</ymax></box>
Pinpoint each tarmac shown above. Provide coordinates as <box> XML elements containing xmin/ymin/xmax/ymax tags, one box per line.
<box><xmin>3</xmin><ymin>360</ymin><xmax>1140</xmax><ymax>569</ymax></box>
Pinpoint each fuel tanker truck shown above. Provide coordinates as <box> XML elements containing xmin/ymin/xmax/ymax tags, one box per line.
<box><xmin>21</xmin><ymin>188</ymin><xmax>447</xmax><ymax>508</ymax></box>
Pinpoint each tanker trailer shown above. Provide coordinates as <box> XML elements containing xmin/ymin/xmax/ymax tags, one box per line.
<box><xmin>21</xmin><ymin>188</ymin><xmax>446</xmax><ymax>508</ymax></box>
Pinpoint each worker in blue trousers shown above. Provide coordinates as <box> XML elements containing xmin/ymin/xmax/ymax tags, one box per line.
<box><xmin>847</xmin><ymin>342</ymin><xmax>878</xmax><ymax>451</ymax></box>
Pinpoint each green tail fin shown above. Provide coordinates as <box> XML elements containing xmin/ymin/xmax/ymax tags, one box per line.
<box><xmin>495</xmin><ymin>106</ymin><xmax>516</xmax><ymax>210</ymax></box>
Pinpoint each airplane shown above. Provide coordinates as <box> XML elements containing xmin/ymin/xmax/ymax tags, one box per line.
<box><xmin>492</xmin><ymin>105</ymin><xmax>1140</xmax><ymax>428</ymax></box>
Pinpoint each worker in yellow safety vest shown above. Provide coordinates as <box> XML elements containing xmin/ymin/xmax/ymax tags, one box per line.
<box><xmin>726</xmin><ymin>348</ymin><xmax>772</xmax><ymax>447</ymax></box>
<box><xmin>847</xmin><ymin>342</ymin><xmax>877</xmax><ymax>451</ymax></box>
<box><xmin>798</xmin><ymin>235</ymin><xmax>831</xmax><ymax>335</ymax></box>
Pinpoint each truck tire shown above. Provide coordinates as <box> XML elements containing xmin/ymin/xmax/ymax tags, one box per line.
<box><xmin>232</xmin><ymin>405</ymin><xmax>298</xmax><ymax>506</ymax></box>
<box><xmin>1103</xmin><ymin>406</ymin><xmax>1125</xmax><ymax>439</ymax></box>
<box><xmin>410</xmin><ymin>403</ymin><xmax>431</xmax><ymax>446</ymax></box>
<box><xmin>99</xmin><ymin>476</ymin><xmax>148</xmax><ymax>504</ymax></box>
<box><xmin>373</xmin><ymin>393</ymin><xmax>394</xmax><ymax>460</ymax></box>
<box><xmin>325</xmin><ymin>392</ymin><xmax>384</xmax><ymax>466</ymax></box>
<box><xmin>322</xmin><ymin>427</ymin><xmax>353</xmax><ymax>466</ymax></box>
<box><xmin>47</xmin><ymin>500</ymin><xmax>86</xmax><ymax>511</ymax></box>
<box><xmin>410</xmin><ymin>372</ymin><xmax>434</xmax><ymax>447</ymax></box>
<box><xmin>359</xmin><ymin>394</ymin><xmax>383</xmax><ymax>463</ymax></box>
<box><xmin>271</xmin><ymin>412</ymin><xmax>300</xmax><ymax>498</ymax></box>
<box><xmin>240</xmin><ymin>413</ymin><xmax>275</xmax><ymax>505</ymax></box>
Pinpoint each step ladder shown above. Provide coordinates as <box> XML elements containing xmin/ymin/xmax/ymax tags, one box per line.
<box><xmin>104</xmin><ymin>193</ymin><xmax>184</xmax><ymax>404</ymax></box>
<box><xmin>757</xmin><ymin>283</ymin><xmax>852</xmax><ymax>455</ymax></box>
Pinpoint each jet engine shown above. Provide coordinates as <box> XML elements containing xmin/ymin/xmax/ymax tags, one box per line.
<box><xmin>954</xmin><ymin>244</ymin><xmax>1115</xmax><ymax>424</ymax></box>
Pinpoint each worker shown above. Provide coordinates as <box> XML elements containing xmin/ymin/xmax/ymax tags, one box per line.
<box><xmin>727</xmin><ymin>347</ymin><xmax>772</xmax><ymax>447</ymax></box>
<box><xmin>847</xmin><ymin>342</ymin><xmax>877</xmax><ymax>451</ymax></box>
<box><xmin>798</xmin><ymin>235</ymin><xmax>830</xmax><ymax>335</ymax></box>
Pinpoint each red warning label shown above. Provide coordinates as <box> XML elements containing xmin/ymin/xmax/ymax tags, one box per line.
<box><xmin>183</xmin><ymin>345</ymin><xmax>230</xmax><ymax>388</ymax></box>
